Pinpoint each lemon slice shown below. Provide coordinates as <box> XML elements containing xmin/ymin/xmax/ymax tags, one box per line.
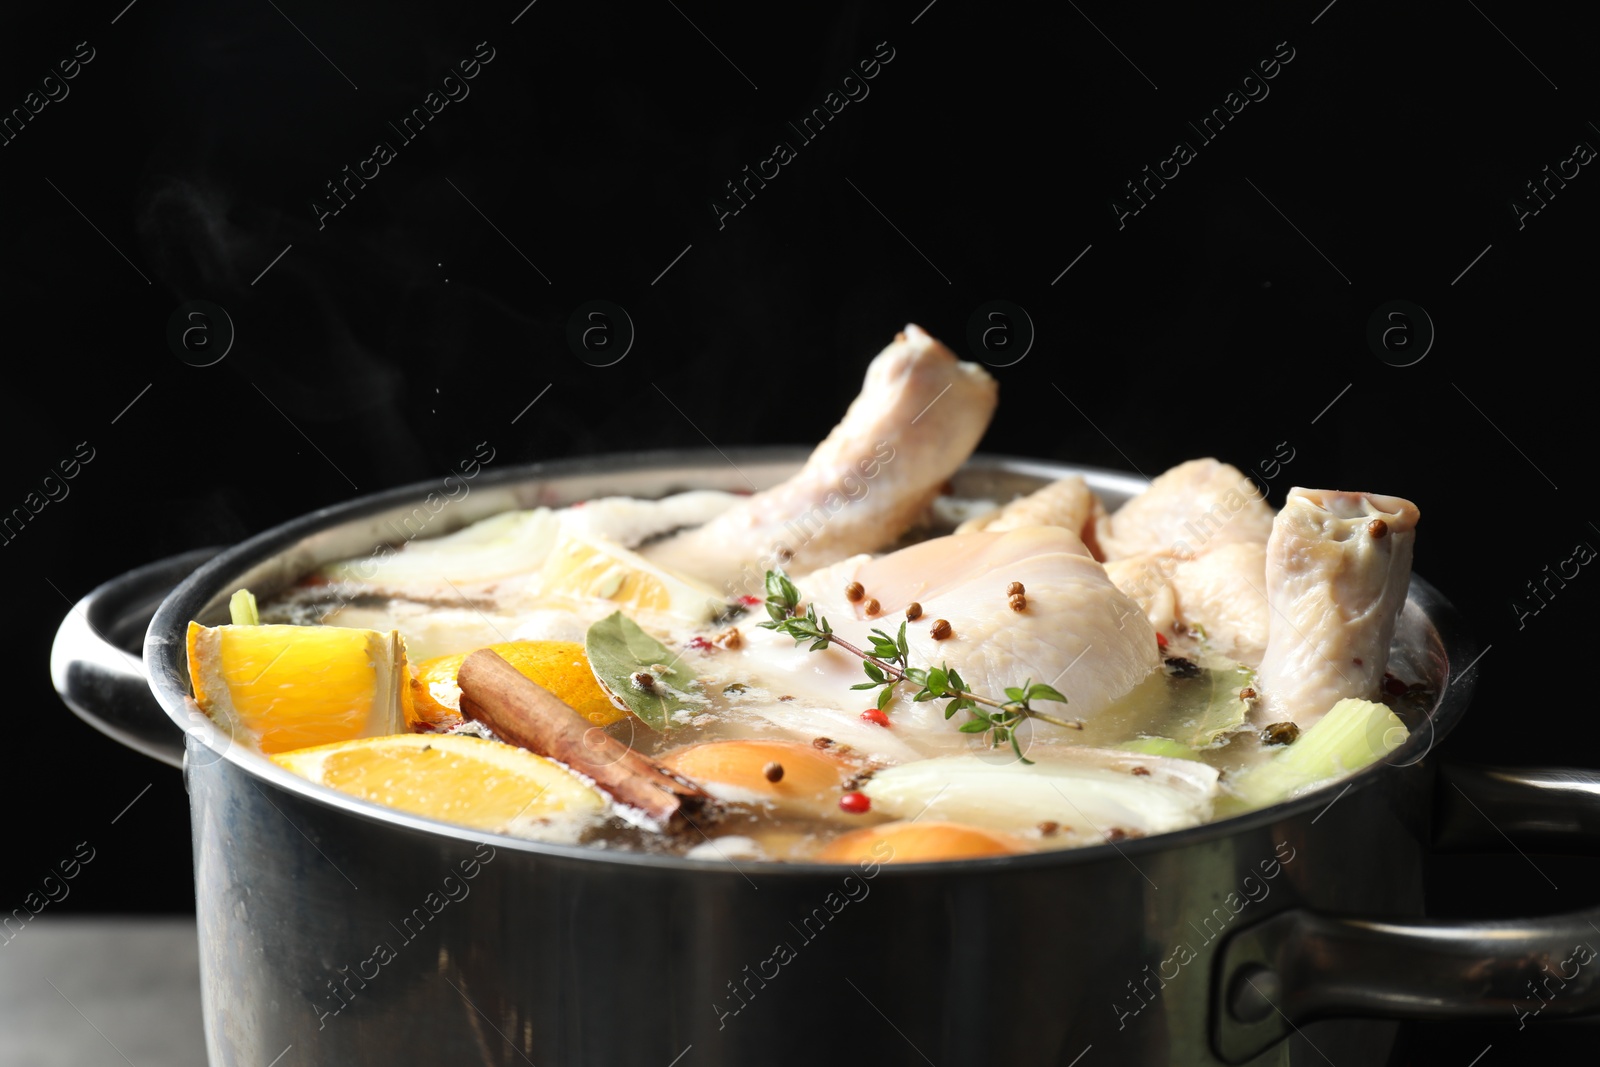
<box><xmin>271</xmin><ymin>734</ymin><xmax>603</xmax><ymax>832</ymax></box>
<box><xmin>187</xmin><ymin>622</ymin><xmax>410</xmax><ymax>754</ymax></box>
<box><xmin>410</xmin><ymin>640</ymin><xmax>626</xmax><ymax>728</ymax></box>
<box><xmin>540</xmin><ymin>529</ymin><xmax>723</xmax><ymax>621</ymax></box>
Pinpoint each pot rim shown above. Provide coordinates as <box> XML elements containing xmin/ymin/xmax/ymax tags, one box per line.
<box><xmin>144</xmin><ymin>447</ymin><xmax>1475</xmax><ymax>877</ymax></box>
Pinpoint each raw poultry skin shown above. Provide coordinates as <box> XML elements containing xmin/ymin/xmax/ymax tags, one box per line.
<box><xmin>777</xmin><ymin>527</ymin><xmax>1162</xmax><ymax>741</ymax></box>
<box><xmin>957</xmin><ymin>475</ymin><xmax>1108</xmax><ymax>558</ymax></box>
<box><xmin>643</xmin><ymin>325</ymin><xmax>997</xmax><ymax>597</ymax></box>
<box><xmin>1167</xmin><ymin>542</ymin><xmax>1271</xmax><ymax>664</ymax></box>
<box><xmin>1096</xmin><ymin>458</ymin><xmax>1274</xmax><ymax>561</ymax></box>
<box><xmin>1256</xmin><ymin>488</ymin><xmax>1419</xmax><ymax>726</ymax></box>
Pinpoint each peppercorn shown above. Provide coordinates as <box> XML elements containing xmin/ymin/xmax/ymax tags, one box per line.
<box><xmin>842</xmin><ymin>769</ymin><xmax>878</xmax><ymax>791</ymax></box>
<box><xmin>863</xmin><ymin>598</ymin><xmax>881</xmax><ymax>616</ymax></box>
<box><xmin>1239</xmin><ymin>687</ymin><xmax>1256</xmax><ymax>700</ymax></box>
<box><xmin>763</xmin><ymin>761</ymin><xmax>784</xmax><ymax>783</ymax></box>
<box><xmin>1008</xmin><ymin>593</ymin><xmax>1027</xmax><ymax>613</ymax></box>
<box><xmin>930</xmin><ymin>619</ymin><xmax>952</xmax><ymax>640</ymax></box>
<box><xmin>812</xmin><ymin>737</ymin><xmax>835</xmax><ymax>749</ymax></box>
<box><xmin>1131</xmin><ymin>766</ymin><xmax>1150</xmax><ymax>777</ymax></box>
<box><xmin>1037</xmin><ymin>821</ymin><xmax>1060</xmax><ymax>836</ymax></box>
<box><xmin>845</xmin><ymin>581</ymin><xmax>865</xmax><ymax>602</ymax></box>
<box><xmin>839</xmin><ymin>792</ymin><xmax>871</xmax><ymax>814</ymax></box>
<box><xmin>906</xmin><ymin>602</ymin><xmax>923</xmax><ymax>621</ymax></box>
<box><xmin>632</xmin><ymin>671</ymin><xmax>656</xmax><ymax>691</ymax></box>
<box><xmin>1163</xmin><ymin>657</ymin><xmax>1201</xmax><ymax>678</ymax></box>
<box><xmin>1262</xmin><ymin>722</ymin><xmax>1301</xmax><ymax>746</ymax></box>
<box><xmin>1368</xmin><ymin>518</ymin><xmax>1389</xmax><ymax>539</ymax></box>
<box><xmin>1007</xmin><ymin>582</ymin><xmax>1025</xmax><ymax>596</ymax></box>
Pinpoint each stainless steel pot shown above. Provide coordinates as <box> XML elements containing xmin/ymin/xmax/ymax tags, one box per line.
<box><xmin>50</xmin><ymin>450</ymin><xmax>1600</xmax><ymax>1066</ymax></box>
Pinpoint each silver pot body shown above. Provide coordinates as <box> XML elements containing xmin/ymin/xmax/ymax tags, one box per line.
<box><xmin>52</xmin><ymin>450</ymin><xmax>1600</xmax><ymax>1066</ymax></box>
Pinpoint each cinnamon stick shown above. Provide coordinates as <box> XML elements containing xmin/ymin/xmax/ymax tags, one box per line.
<box><xmin>456</xmin><ymin>649</ymin><xmax>716</xmax><ymax>832</ymax></box>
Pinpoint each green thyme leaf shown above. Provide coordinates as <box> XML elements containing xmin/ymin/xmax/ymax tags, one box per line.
<box><xmin>876</xmin><ymin>684</ymin><xmax>896</xmax><ymax>712</ymax></box>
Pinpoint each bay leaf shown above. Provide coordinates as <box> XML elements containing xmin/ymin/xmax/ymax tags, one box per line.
<box><xmin>1181</xmin><ymin>664</ymin><xmax>1254</xmax><ymax>748</ymax></box>
<box><xmin>585</xmin><ymin>611</ymin><xmax>704</xmax><ymax>732</ymax></box>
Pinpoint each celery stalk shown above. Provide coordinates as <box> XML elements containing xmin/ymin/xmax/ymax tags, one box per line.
<box><xmin>1118</xmin><ymin>736</ymin><xmax>1206</xmax><ymax>762</ymax></box>
<box><xmin>1226</xmin><ymin>698</ymin><xmax>1407</xmax><ymax>811</ymax></box>
<box><xmin>229</xmin><ymin>589</ymin><xmax>260</xmax><ymax>626</ymax></box>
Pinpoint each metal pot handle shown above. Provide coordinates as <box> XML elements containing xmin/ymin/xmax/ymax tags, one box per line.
<box><xmin>1214</xmin><ymin>763</ymin><xmax>1600</xmax><ymax>1063</ymax></box>
<box><xmin>50</xmin><ymin>548</ymin><xmax>224</xmax><ymax>769</ymax></box>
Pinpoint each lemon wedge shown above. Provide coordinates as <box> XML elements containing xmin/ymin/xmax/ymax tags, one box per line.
<box><xmin>271</xmin><ymin>734</ymin><xmax>603</xmax><ymax>832</ymax></box>
<box><xmin>539</xmin><ymin>529</ymin><xmax>723</xmax><ymax>621</ymax></box>
<box><xmin>186</xmin><ymin>621</ymin><xmax>409</xmax><ymax>754</ymax></box>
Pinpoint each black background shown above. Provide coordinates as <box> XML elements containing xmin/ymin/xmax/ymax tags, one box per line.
<box><xmin>4</xmin><ymin>0</ymin><xmax>1596</xmax><ymax>1060</ymax></box>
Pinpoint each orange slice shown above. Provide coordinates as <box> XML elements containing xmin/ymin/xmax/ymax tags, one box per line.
<box><xmin>186</xmin><ymin>621</ymin><xmax>409</xmax><ymax>754</ymax></box>
<box><xmin>410</xmin><ymin>640</ymin><xmax>625</xmax><ymax>728</ymax></box>
<box><xmin>271</xmin><ymin>734</ymin><xmax>602</xmax><ymax>831</ymax></box>
<box><xmin>816</xmin><ymin>821</ymin><xmax>1024</xmax><ymax>864</ymax></box>
<box><xmin>659</xmin><ymin>740</ymin><xmax>859</xmax><ymax>818</ymax></box>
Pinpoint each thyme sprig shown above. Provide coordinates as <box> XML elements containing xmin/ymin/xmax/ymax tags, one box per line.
<box><xmin>756</xmin><ymin>570</ymin><xmax>1080</xmax><ymax>764</ymax></box>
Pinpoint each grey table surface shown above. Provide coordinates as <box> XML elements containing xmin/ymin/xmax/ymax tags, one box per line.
<box><xmin>0</xmin><ymin>917</ymin><xmax>207</xmax><ymax>1067</ymax></box>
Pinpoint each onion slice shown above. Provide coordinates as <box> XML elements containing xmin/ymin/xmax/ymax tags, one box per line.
<box><xmin>862</xmin><ymin>750</ymin><xmax>1219</xmax><ymax>843</ymax></box>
